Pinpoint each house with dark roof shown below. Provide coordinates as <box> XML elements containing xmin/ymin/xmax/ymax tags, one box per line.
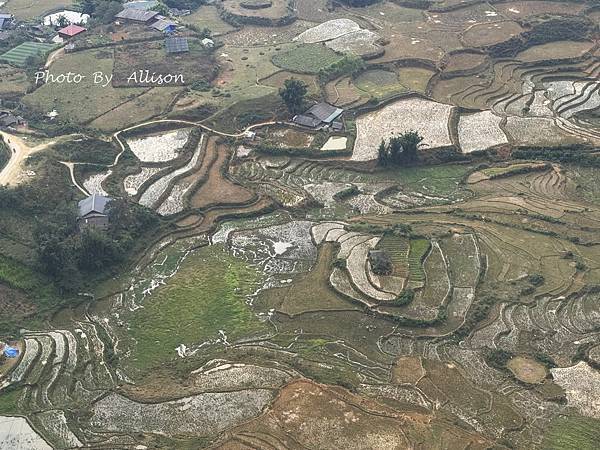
<box><xmin>78</xmin><ymin>194</ymin><xmax>111</xmax><ymax>230</ymax></box>
<box><xmin>115</xmin><ymin>8</ymin><xmax>159</xmax><ymax>24</ymax></box>
<box><xmin>58</xmin><ymin>24</ymin><xmax>86</xmax><ymax>39</ymax></box>
<box><xmin>0</xmin><ymin>13</ymin><xmax>13</xmax><ymax>31</ymax></box>
<box><xmin>0</xmin><ymin>111</ymin><xmax>25</xmax><ymax>128</ymax></box>
<box><xmin>292</xmin><ymin>102</ymin><xmax>344</xmax><ymax>129</ymax></box>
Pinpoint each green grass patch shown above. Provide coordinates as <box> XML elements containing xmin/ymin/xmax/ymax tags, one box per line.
<box><xmin>272</xmin><ymin>44</ymin><xmax>344</xmax><ymax>74</ymax></box>
<box><xmin>408</xmin><ymin>238</ymin><xmax>430</xmax><ymax>282</ymax></box>
<box><xmin>0</xmin><ymin>386</ymin><xmax>24</xmax><ymax>414</ymax></box>
<box><xmin>355</xmin><ymin>69</ymin><xmax>407</xmax><ymax>99</ymax></box>
<box><xmin>127</xmin><ymin>245</ymin><xmax>267</xmax><ymax>371</ymax></box>
<box><xmin>543</xmin><ymin>415</ymin><xmax>600</xmax><ymax>450</ymax></box>
<box><xmin>0</xmin><ymin>42</ymin><xmax>55</xmax><ymax>67</ymax></box>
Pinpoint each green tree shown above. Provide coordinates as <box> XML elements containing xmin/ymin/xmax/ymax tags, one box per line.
<box><xmin>279</xmin><ymin>78</ymin><xmax>308</xmax><ymax>115</ymax></box>
<box><xmin>56</xmin><ymin>14</ymin><xmax>70</xmax><ymax>28</ymax></box>
<box><xmin>377</xmin><ymin>130</ymin><xmax>425</xmax><ymax>166</ymax></box>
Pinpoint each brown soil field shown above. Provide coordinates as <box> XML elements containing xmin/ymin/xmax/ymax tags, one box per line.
<box><xmin>392</xmin><ymin>356</ymin><xmax>424</xmax><ymax>384</ymax></box>
<box><xmin>112</xmin><ymin>40</ymin><xmax>216</xmax><ymax>87</ymax></box>
<box><xmin>0</xmin><ymin>284</ymin><xmax>35</xmax><ymax>318</ymax></box>
<box><xmin>516</xmin><ymin>41</ymin><xmax>595</xmax><ymax>62</ymax></box>
<box><xmin>462</xmin><ymin>20</ymin><xmax>524</xmax><ymax>47</ymax></box>
<box><xmin>507</xmin><ymin>356</ymin><xmax>547</xmax><ymax>384</ymax></box>
<box><xmin>444</xmin><ymin>52</ymin><xmax>488</xmax><ymax>72</ymax></box>
<box><xmin>217</xmin><ymin>379</ymin><xmax>494</xmax><ymax>449</ymax></box>
<box><xmin>189</xmin><ymin>139</ymin><xmax>255</xmax><ymax>209</ymax></box>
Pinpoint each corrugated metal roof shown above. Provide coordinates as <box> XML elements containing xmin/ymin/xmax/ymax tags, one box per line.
<box><xmin>151</xmin><ymin>19</ymin><xmax>176</xmax><ymax>32</ymax></box>
<box><xmin>293</xmin><ymin>114</ymin><xmax>321</xmax><ymax>128</ymax></box>
<box><xmin>165</xmin><ymin>36</ymin><xmax>189</xmax><ymax>53</ymax></box>
<box><xmin>78</xmin><ymin>194</ymin><xmax>111</xmax><ymax>217</ymax></box>
<box><xmin>115</xmin><ymin>8</ymin><xmax>159</xmax><ymax>22</ymax></box>
<box><xmin>306</xmin><ymin>102</ymin><xmax>343</xmax><ymax>123</ymax></box>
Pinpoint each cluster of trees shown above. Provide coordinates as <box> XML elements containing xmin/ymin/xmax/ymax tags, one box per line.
<box><xmin>377</xmin><ymin>131</ymin><xmax>424</xmax><ymax>166</ymax></box>
<box><xmin>317</xmin><ymin>55</ymin><xmax>365</xmax><ymax>83</ymax></box>
<box><xmin>77</xmin><ymin>0</ymin><xmax>124</xmax><ymax>25</ymax></box>
<box><xmin>35</xmin><ymin>199</ymin><xmax>158</xmax><ymax>292</ymax></box>
<box><xmin>0</xmin><ymin>180</ymin><xmax>158</xmax><ymax>293</ymax></box>
<box><xmin>279</xmin><ymin>78</ymin><xmax>308</xmax><ymax>115</ymax></box>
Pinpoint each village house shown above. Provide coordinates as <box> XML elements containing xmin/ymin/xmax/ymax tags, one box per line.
<box><xmin>292</xmin><ymin>102</ymin><xmax>344</xmax><ymax>130</ymax></box>
<box><xmin>201</xmin><ymin>37</ymin><xmax>215</xmax><ymax>48</ymax></box>
<box><xmin>115</xmin><ymin>9</ymin><xmax>159</xmax><ymax>24</ymax></box>
<box><xmin>0</xmin><ymin>13</ymin><xmax>14</xmax><ymax>31</ymax></box>
<box><xmin>78</xmin><ymin>194</ymin><xmax>111</xmax><ymax>230</ymax></box>
<box><xmin>0</xmin><ymin>111</ymin><xmax>25</xmax><ymax>128</ymax></box>
<box><xmin>151</xmin><ymin>18</ymin><xmax>177</xmax><ymax>33</ymax></box>
<box><xmin>57</xmin><ymin>24</ymin><xmax>86</xmax><ymax>40</ymax></box>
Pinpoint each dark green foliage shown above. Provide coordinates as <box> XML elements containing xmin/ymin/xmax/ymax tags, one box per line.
<box><xmin>484</xmin><ymin>348</ymin><xmax>515</xmax><ymax>370</ymax></box>
<box><xmin>527</xmin><ymin>274</ymin><xmax>545</xmax><ymax>286</ymax></box>
<box><xmin>394</xmin><ymin>288</ymin><xmax>415</xmax><ymax>306</ymax></box>
<box><xmin>51</xmin><ymin>138</ymin><xmax>119</xmax><ymax>165</ymax></box>
<box><xmin>0</xmin><ymin>136</ymin><xmax>8</xmax><ymax>172</ymax></box>
<box><xmin>318</xmin><ymin>55</ymin><xmax>365</xmax><ymax>83</ymax></box>
<box><xmin>378</xmin><ymin>131</ymin><xmax>424</xmax><ymax>166</ymax></box>
<box><xmin>513</xmin><ymin>145</ymin><xmax>600</xmax><ymax>167</ymax></box>
<box><xmin>368</xmin><ymin>250</ymin><xmax>393</xmax><ymax>275</ymax></box>
<box><xmin>79</xmin><ymin>0</ymin><xmax>123</xmax><ymax>24</ymax></box>
<box><xmin>279</xmin><ymin>78</ymin><xmax>308</xmax><ymax>115</ymax></box>
<box><xmin>333</xmin><ymin>185</ymin><xmax>359</xmax><ymax>200</ymax></box>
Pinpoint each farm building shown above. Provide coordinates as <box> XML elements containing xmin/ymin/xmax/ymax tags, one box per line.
<box><xmin>115</xmin><ymin>9</ymin><xmax>159</xmax><ymax>24</ymax></box>
<box><xmin>201</xmin><ymin>38</ymin><xmax>215</xmax><ymax>48</ymax></box>
<box><xmin>58</xmin><ymin>24</ymin><xmax>86</xmax><ymax>39</ymax></box>
<box><xmin>0</xmin><ymin>111</ymin><xmax>25</xmax><ymax>128</ymax></box>
<box><xmin>151</xmin><ymin>19</ymin><xmax>177</xmax><ymax>33</ymax></box>
<box><xmin>0</xmin><ymin>13</ymin><xmax>14</xmax><ymax>31</ymax></box>
<box><xmin>293</xmin><ymin>102</ymin><xmax>344</xmax><ymax>129</ymax></box>
<box><xmin>165</xmin><ymin>36</ymin><xmax>189</xmax><ymax>54</ymax></box>
<box><xmin>78</xmin><ymin>194</ymin><xmax>112</xmax><ymax>230</ymax></box>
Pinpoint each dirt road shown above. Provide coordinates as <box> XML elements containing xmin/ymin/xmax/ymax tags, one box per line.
<box><xmin>0</xmin><ymin>131</ymin><xmax>57</xmax><ymax>186</ymax></box>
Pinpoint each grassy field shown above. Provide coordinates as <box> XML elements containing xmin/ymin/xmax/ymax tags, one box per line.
<box><xmin>127</xmin><ymin>245</ymin><xmax>267</xmax><ymax>371</ymax></box>
<box><xmin>23</xmin><ymin>49</ymin><xmax>147</xmax><ymax>126</ymax></box>
<box><xmin>4</xmin><ymin>0</ymin><xmax>75</xmax><ymax>19</ymax></box>
<box><xmin>543</xmin><ymin>416</ymin><xmax>600</xmax><ymax>450</ymax></box>
<box><xmin>181</xmin><ymin>4</ymin><xmax>236</xmax><ymax>34</ymax></box>
<box><xmin>272</xmin><ymin>44</ymin><xmax>344</xmax><ymax>74</ymax></box>
<box><xmin>0</xmin><ymin>65</ymin><xmax>30</xmax><ymax>96</ymax></box>
<box><xmin>0</xmin><ymin>42</ymin><xmax>55</xmax><ymax>67</ymax></box>
<box><xmin>354</xmin><ymin>69</ymin><xmax>407</xmax><ymax>99</ymax></box>
<box><xmin>407</xmin><ymin>239</ymin><xmax>430</xmax><ymax>283</ymax></box>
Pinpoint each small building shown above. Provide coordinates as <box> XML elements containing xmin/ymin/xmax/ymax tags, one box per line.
<box><xmin>57</xmin><ymin>24</ymin><xmax>86</xmax><ymax>40</ymax></box>
<box><xmin>165</xmin><ymin>36</ymin><xmax>189</xmax><ymax>54</ymax></box>
<box><xmin>0</xmin><ymin>111</ymin><xmax>25</xmax><ymax>128</ymax></box>
<box><xmin>201</xmin><ymin>37</ymin><xmax>214</xmax><ymax>48</ymax></box>
<box><xmin>292</xmin><ymin>102</ymin><xmax>344</xmax><ymax>129</ymax></box>
<box><xmin>0</xmin><ymin>13</ymin><xmax>14</xmax><ymax>31</ymax></box>
<box><xmin>151</xmin><ymin>18</ymin><xmax>177</xmax><ymax>33</ymax></box>
<box><xmin>115</xmin><ymin>8</ymin><xmax>159</xmax><ymax>24</ymax></box>
<box><xmin>78</xmin><ymin>194</ymin><xmax>111</xmax><ymax>230</ymax></box>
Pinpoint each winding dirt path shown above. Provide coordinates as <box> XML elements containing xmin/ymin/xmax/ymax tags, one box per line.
<box><xmin>0</xmin><ymin>131</ymin><xmax>59</xmax><ymax>186</ymax></box>
<box><xmin>58</xmin><ymin>161</ymin><xmax>89</xmax><ymax>196</ymax></box>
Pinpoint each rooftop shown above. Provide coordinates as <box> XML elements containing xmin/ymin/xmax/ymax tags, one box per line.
<box><xmin>58</xmin><ymin>24</ymin><xmax>86</xmax><ymax>37</ymax></box>
<box><xmin>165</xmin><ymin>36</ymin><xmax>189</xmax><ymax>53</ymax></box>
<box><xmin>115</xmin><ymin>8</ymin><xmax>159</xmax><ymax>22</ymax></box>
<box><xmin>78</xmin><ymin>194</ymin><xmax>111</xmax><ymax>218</ymax></box>
<box><xmin>151</xmin><ymin>19</ymin><xmax>177</xmax><ymax>32</ymax></box>
<box><xmin>306</xmin><ymin>102</ymin><xmax>343</xmax><ymax>124</ymax></box>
